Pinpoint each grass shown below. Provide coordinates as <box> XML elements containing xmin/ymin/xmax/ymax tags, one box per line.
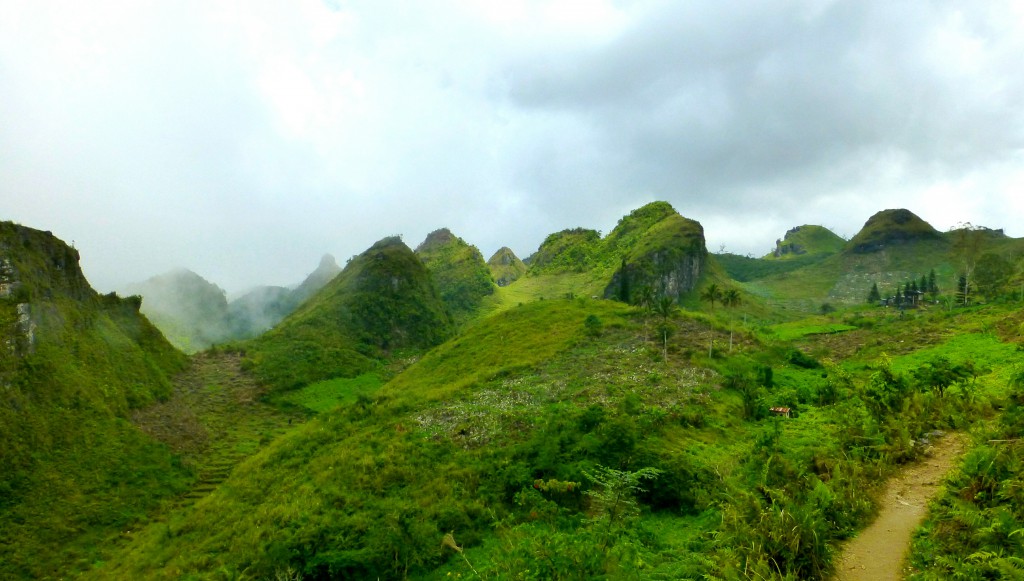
<box><xmin>274</xmin><ymin>373</ymin><xmax>383</xmax><ymax>413</ymax></box>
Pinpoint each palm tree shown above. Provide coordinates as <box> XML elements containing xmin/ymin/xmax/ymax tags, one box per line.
<box><xmin>653</xmin><ymin>296</ymin><xmax>676</xmax><ymax>361</ymax></box>
<box><xmin>634</xmin><ymin>286</ymin><xmax>656</xmax><ymax>342</ymax></box>
<box><xmin>721</xmin><ymin>288</ymin><xmax>742</xmax><ymax>351</ymax></box>
<box><xmin>700</xmin><ymin>283</ymin><xmax>723</xmax><ymax>310</ymax></box>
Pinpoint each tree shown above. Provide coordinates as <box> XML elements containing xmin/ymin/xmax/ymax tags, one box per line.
<box><xmin>974</xmin><ymin>252</ymin><xmax>1012</xmax><ymax>300</ymax></box>
<box><xmin>956</xmin><ymin>274</ymin><xmax>972</xmax><ymax>306</ymax></box>
<box><xmin>653</xmin><ymin>296</ymin><xmax>676</xmax><ymax>360</ymax></box>
<box><xmin>583</xmin><ymin>465</ymin><xmax>662</xmax><ymax>551</ymax></box>
<box><xmin>616</xmin><ymin>258</ymin><xmax>631</xmax><ymax>303</ymax></box>
<box><xmin>950</xmin><ymin>224</ymin><xmax>987</xmax><ymax>306</ymax></box>
<box><xmin>928</xmin><ymin>269</ymin><xmax>939</xmax><ymax>301</ymax></box>
<box><xmin>634</xmin><ymin>285</ymin><xmax>656</xmax><ymax>341</ymax></box>
<box><xmin>722</xmin><ymin>288</ymin><xmax>742</xmax><ymax>351</ymax></box>
<box><xmin>867</xmin><ymin>282</ymin><xmax>881</xmax><ymax>304</ymax></box>
<box><xmin>700</xmin><ymin>283</ymin><xmax>723</xmax><ymax>310</ymax></box>
<box><xmin>863</xmin><ymin>356</ymin><xmax>911</xmax><ymax>419</ymax></box>
<box><xmin>912</xmin><ymin>356</ymin><xmax>972</xmax><ymax>398</ymax></box>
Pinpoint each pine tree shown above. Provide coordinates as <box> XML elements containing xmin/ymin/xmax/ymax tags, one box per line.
<box><xmin>928</xmin><ymin>269</ymin><xmax>939</xmax><ymax>300</ymax></box>
<box><xmin>867</xmin><ymin>282</ymin><xmax>881</xmax><ymax>304</ymax></box>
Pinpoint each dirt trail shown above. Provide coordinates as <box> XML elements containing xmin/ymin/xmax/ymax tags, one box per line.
<box><xmin>833</xmin><ymin>433</ymin><xmax>968</xmax><ymax>581</ymax></box>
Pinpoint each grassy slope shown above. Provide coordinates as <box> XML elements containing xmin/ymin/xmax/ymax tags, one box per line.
<box><xmin>0</xmin><ymin>223</ymin><xmax>190</xmax><ymax>579</ymax></box>
<box><xmin>415</xmin><ymin>229</ymin><xmax>495</xmax><ymax>327</ymax></box>
<box><xmin>239</xmin><ymin>237</ymin><xmax>453</xmax><ymax>393</ymax></box>
<box><xmin>93</xmin><ymin>293</ymin><xmax>1024</xmax><ymax>579</ymax></box>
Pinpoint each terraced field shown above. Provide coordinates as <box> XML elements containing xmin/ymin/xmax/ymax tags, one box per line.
<box><xmin>132</xmin><ymin>351</ymin><xmax>306</xmax><ymax>505</ymax></box>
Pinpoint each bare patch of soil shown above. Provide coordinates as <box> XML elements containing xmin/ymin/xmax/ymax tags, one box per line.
<box><xmin>833</xmin><ymin>433</ymin><xmax>968</xmax><ymax>581</ymax></box>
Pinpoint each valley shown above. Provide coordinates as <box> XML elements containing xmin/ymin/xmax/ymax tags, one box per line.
<box><xmin>2</xmin><ymin>203</ymin><xmax>1024</xmax><ymax>579</ymax></box>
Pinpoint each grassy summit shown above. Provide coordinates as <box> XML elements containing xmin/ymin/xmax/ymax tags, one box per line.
<box><xmin>240</xmin><ymin>236</ymin><xmax>453</xmax><ymax>393</ymax></box>
<box><xmin>848</xmin><ymin>208</ymin><xmax>943</xmax><ymax>254</ymax></box>
<box><xmin>415</xmin><ymin>228</ymin><xmax>495</xmax><ymax>326</ymax></box>
<box><xmin>487</xmin><ymin>246</ymin><xmax>527</xmax><ymax>287</ymax></box>
<box><xmin>766</xmin><ymin>225</ymin><xmax>846</xmax><ymax>260</ymax></box>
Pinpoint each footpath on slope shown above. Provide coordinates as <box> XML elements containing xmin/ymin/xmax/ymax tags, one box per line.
<box><xmin>832</xmin><ymin>432</ymin><xmax>968</xmax><ymax>581</ymax></box>
<box><xmin>133</xmin><ymin>351</ymin><xmax>307</xmax><ymax>503</ymax></box>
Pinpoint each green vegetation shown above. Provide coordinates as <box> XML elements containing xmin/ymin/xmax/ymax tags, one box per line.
<box><xmin>765</xmin><ymin>224</ymin><xmax>846</xmax><ymax>260</ymax></box>
<box><xmin>9</xmin><ymin>203</ymin><xmax>1024</xmax><ymax>580</ymax></box>
<box><xmin>487</xmin><ymin>246</ymin><xmax>528</xmax><ymax>287</ymax></box>
<box><xmin>239</xmin><ymin>236</ymin><xmax>453</xmax><ymax>393</ymax></box>
<box><xmin>0</xmin><ymin>222</ymin><xmax>189</xmax><ymax>578</ymax></box>
<box><xmin>415</xmin><ymin>228</ymin><xmax>495</xmax><ymax>325</ymax></box>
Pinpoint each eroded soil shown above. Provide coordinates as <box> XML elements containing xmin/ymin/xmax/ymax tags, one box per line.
<box><xmin>832</xmin><ymin>433</ymin><xmax>968</xmax><ymax>581</ymax></box>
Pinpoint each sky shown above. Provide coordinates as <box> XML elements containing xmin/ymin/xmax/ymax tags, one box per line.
<box><xmin>2</xmin><ymin>0</ymin><xmax>1023</xmax><ymax>294</ymax></box>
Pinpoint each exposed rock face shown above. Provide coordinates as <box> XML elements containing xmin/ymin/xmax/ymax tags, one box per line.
<box><xmin>414</xmin><ymin>228</ymin><xmax>456</xmax><ymax>253</ymax></box>
<box><xmin>774</xmin><ymin>227</ymin><xmax>809</xmax><ymax>257</ymax></box>
<box><xmin>602</xmin><ymin>203</ymin><xmax>708</xmax><ymax>303</ymax></box>
<box><xmin>487</xmin><ymin>247</ymin><xmax>527</xmax><ymax>287</ymax></box>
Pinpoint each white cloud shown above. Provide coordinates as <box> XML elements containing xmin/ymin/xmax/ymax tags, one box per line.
<box><xmin>1</xmin><ymin>0</ymin><xmax>1022</xmax><ymax>292</ymax></box>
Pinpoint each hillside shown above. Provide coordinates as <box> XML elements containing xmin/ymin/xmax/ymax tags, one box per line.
<box><xmin>487</xmin><ymin>246</ymin><xmax>527</xmax><ymax>287</ymax></box>
<box><xmin>239</xmin><ymin>236</ymin><xmax>453</xmax><ymax>393</ymax></box>
<box><xmin>289</xmin><ymin>253</ymin><xmax>342</xmax><ymax>306</ymax></box>
<box><xmin>736</xmin><ymin>209</ymin><xmax>960</xmax><ymax>310</ymax></box>
<box><xmin>91</xmin><ymin>284</ymin><xmax>1024</xmax><ymax>579</ymax></box>
<box><xmin>0</xmin><ymin>222</ymin><xmax>189</xmax><ymax>578</ymax></box>
<box><xmin>125</xmin><ymin>254</ymin><xmax>342</xmax><ymax>351</ymax></box>
<box><xmin>766</xmin><ymin>225</ymin><xmax>845</xmax><ymax>259</ymax></box>
<box><xmin>415</xmin><ymin>228</ymin><xmax>495</xmax><ymax>325</ymax></box>
<box><xmin>492</xmin><ymin>202</ymin><xmax>710</xmax><ymax>308</ymax></box>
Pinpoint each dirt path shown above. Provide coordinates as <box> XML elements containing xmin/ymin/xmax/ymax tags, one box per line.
<box><xmin>132</xmin><ymin>351</ymin><xmax>307</xmax><ymax>503</ymax></box>
<box><xmin>832</xmin><ymin>433</ymin><xmax>968</xmax><ymax>581</ymax></box>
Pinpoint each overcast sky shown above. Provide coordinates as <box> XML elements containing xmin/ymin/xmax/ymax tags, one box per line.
<box><xmin>2</xmin><ymin>0</ymin><xmax>1023</xmax><ymax>294</ymax></box>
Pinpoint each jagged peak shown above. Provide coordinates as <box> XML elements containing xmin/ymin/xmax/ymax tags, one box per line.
<box><xmin>415</xmin><ymin>228</ymin><xmax>457</xmax><ymax>253</ymax></box>
<box><xmin>487</xmin><ymin>246</ymin><xmax>522</xmax><ymax>266</ymax></box>
<box><xmin>317</xmin><ymin>254</ymin><xmax>338</xmax><ymax>270</ymax></box>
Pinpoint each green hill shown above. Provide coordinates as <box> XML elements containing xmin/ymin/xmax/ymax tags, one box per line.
<box><xmin>736</xmin><ymin>209</ymin><xmax>958</xmax><ymax>310</ymax></box>
<box><xmin>11</xmin><ymin>204</ymin><xmax>1024</xmax><ymax>579</ymax></box>
<box><xmin>766</xmin><ymin>225</ymin><xmax>845</xmax><ymax>259</ymax></box>
<box><xmin>0</xmin><ymin>221</ymin><xmax>189</xmax><ymax>578</ymax></box>
<box><xmin>240</xmin><ymin>236</ymin><xmax>453</xmax><ymax>393</ymax></box>
<box><xmin>493</xmin><ymin>202</ymin><xmax>709</xmax><ymax>308</ymax></box>
<box><xmin>487</xmin><ymin>246</ymin><xmax>527</xmax><ymax>287</ymax></box>
<box><xmin>415</xmin><ymin>228</ymin><xmax>495</xmax><ymax>325</ymax></box>
<box><xmin>848</xmin><ymin>208</ymin><xmax>943</xmax><ymax>254</ymax></box>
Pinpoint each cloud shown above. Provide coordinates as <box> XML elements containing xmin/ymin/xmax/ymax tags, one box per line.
<box><xmin>1</xmin><ymin>0</ymin><xmax>1022</xmax><ymax>291</ymax></box>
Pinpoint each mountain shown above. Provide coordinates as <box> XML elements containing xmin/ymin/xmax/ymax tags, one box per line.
<box><xmin>0</xmin><ymin>221</ymin><xmax>188</xmax><ymax>578</ymax></box>
<box><xmin>123</xmin><ymin>268</ymin><xmax>232</xmax><ymax>352</ymax></box>
<box><xmin>241</xmin><ymin>236</ymin><xmax>453</xmax><ymax>392</ymax></box>
<box><xmin>766</xmin><ymin>225</ymin><xmax>845</xmax><ymax>259</ymax></box>
<box><xmin>487</xmin><ymin>246</ymin><xmax>527</xmax><ymax>287</ymax></box>
<box><xmin>125</xmin><ymin>254</ymin><xmax>343</xmax><ymax>350</ymax></box>
<box><xmin>847</xmin><ymin>208</ymin><xmax>943</xmax><ymax>254</ymax></box>
<box><xmin>415</xmin><ymin>228</ymin><xmax>495</xmax><ymax>325</ymax></box>
<box><xmin>526</xmin><ymin>228</ymin><xmax>602</xmax><ymax>274</ymax></box>
<box><xmin>289</xmin><ymin>253</ymin><xmax>342</xmax><ymax>306</ymax></box>
<box><xmin>501</xmin><ymin>202</ymin><xmax>709</xmax><ymax>306</ymax></box>
<box><xmin>226</xmin><ymin>284</ymin><xmax>293</xmax><ymax>338</ymax></box>
<box><xmin>32</xmin><ymin>203</ymin><xmax>1024</xmax><ymax>579</ymax></box>
<box><xmin>602</xmin><ymin>201</ymin><xmax>708</xmax><ymax>303</ymax></box>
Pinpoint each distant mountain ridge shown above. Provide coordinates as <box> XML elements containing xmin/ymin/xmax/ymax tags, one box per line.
<box><xmin>124</xmin><ymin>254</ymin><xmax>342</xmax><ymax>351</ymax></box>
